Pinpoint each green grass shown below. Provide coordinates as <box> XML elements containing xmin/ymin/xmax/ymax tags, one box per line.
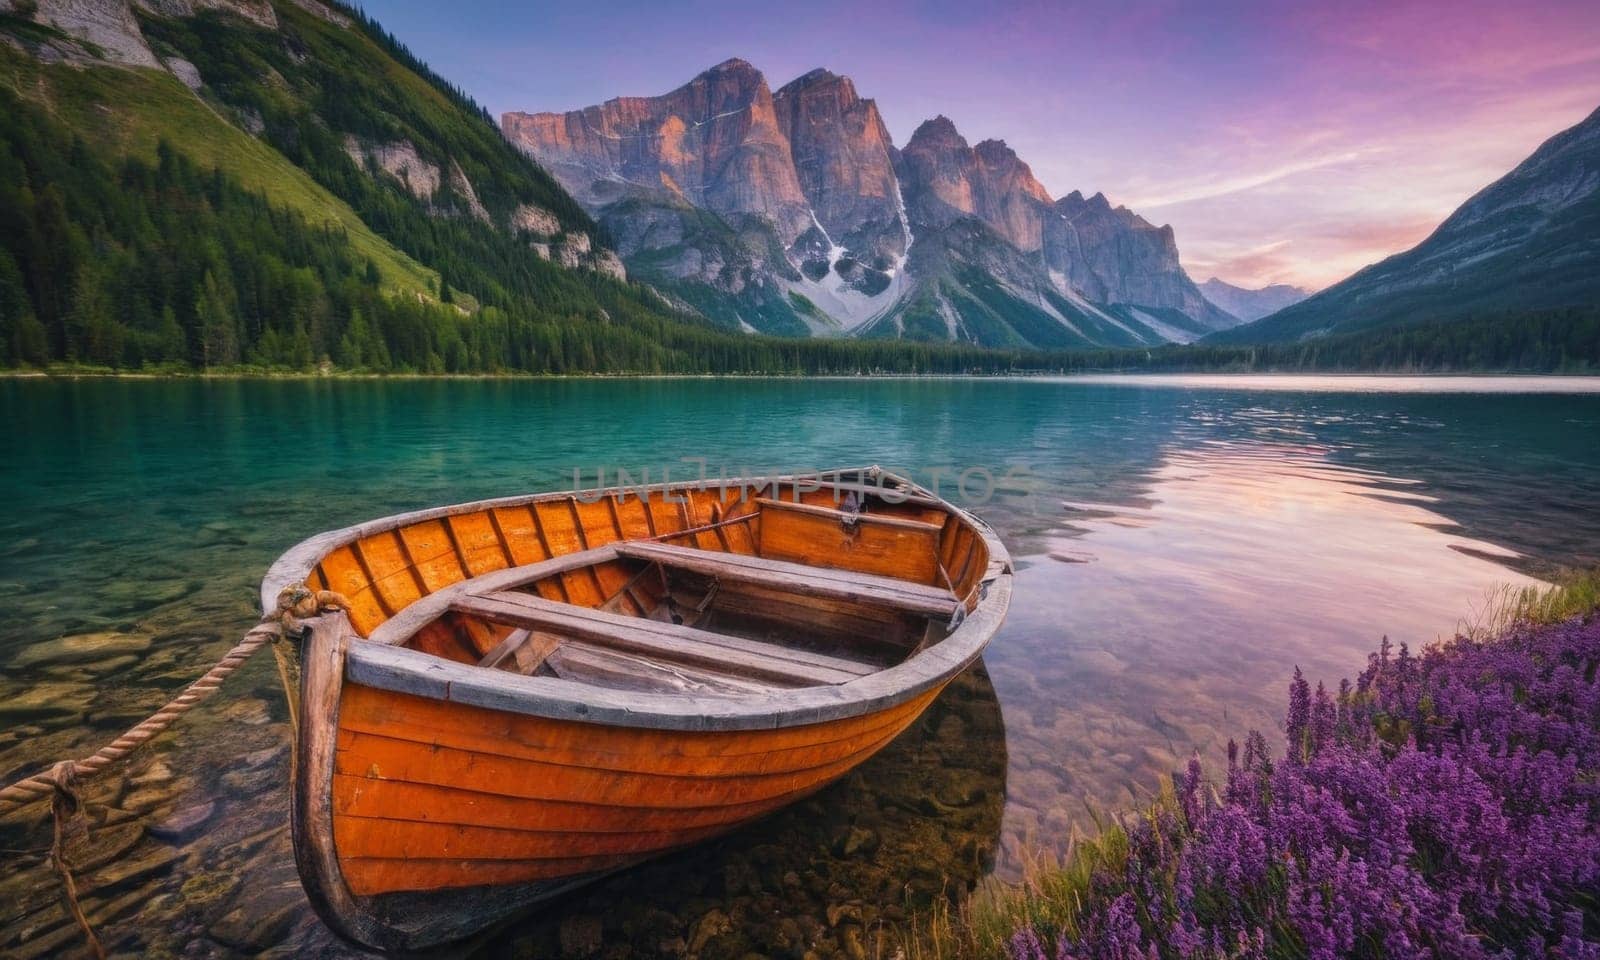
<box><xmin>902</xmin><ymin>790</ymin><xmax>1163</xmax><ymax>960</ymax></box>
<box><xmin>0</xmin><ymin>43</ymin><xmax>438</xmax><ymax>299</ymax></box>
<box><xmin>1457</xmin><ymin>567</ymin><xmax>1600</xmax><ymax>641</ymax></box>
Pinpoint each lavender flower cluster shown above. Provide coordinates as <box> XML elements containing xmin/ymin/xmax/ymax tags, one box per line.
<box><xmin>1009</xmin><ymin>615</ymin><xmax>1600</xmax><ymax>960</ymax></box>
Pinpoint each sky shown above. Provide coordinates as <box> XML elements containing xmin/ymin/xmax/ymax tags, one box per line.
<box><xmin>367</xmin><ymin>0</ymin><xmax>1600</xmax><ymax>291</ymax></box>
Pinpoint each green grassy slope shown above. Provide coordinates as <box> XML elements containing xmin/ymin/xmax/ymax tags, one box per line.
<box><xmin>0</xmin><ymin>43</ymin><xmax>437</xmax><ymax>298</ymax></box>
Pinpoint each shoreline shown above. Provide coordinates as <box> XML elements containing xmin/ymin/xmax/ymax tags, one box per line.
<box><xmin>5</xmin><ymin>367</ymin><xmax>1600</xmax><ymax>384</ymax></box>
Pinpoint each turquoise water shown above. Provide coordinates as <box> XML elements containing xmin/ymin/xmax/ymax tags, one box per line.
<box><xmin>2</xmin><ymin>375</ymin><xmax>1599</xmax><ymax>956</ymax></box>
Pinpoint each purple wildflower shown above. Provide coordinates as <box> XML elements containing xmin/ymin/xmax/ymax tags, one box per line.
<box><xmin>1286</xmin><ymin>666</ymin><xmax>1311</xmax><ymax>762</ymax></box>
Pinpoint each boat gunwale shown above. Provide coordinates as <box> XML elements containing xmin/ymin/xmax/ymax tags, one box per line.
<box><xmin>265</xmin><ymin>467</ymin><xmax>1012</xmax><ymax>732</ymax></box>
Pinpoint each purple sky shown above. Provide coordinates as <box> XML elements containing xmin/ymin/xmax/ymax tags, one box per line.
<box><xmin>368</xmin><ymin>0</ymin><xmax>1600</xmax><ymax>290</ymax></box>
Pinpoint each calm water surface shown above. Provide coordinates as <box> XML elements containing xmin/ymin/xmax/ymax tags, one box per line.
<box><xmin>2</xmin><ymin>376</ymin><xmax>1598</xmax><ymax>958</ymax></box>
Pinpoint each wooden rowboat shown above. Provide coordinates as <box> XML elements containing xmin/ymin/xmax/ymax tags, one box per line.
<box><xmin>262</xmin><ymin>466</ymin><xmax>1012</xmax><ymax>950</ymax></box>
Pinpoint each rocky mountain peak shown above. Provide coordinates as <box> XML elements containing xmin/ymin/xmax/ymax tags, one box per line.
<box><xmin>703</xmin><ymin>57</ymin><xmax>761</xmax><ymax>80</ymax></box>
<box><xmin>1198</xmin><ymin>278</ymin><xmax>1311</xmax><ymax>324</ymax></box>
<box><xmin>770</xmin><ymin>65</ymin><xmax>904</xmax><ymax>265</ymax></box>
<box><xmin>503</xmin><ymin>57</ymin><xmax>812</xmax><ymax>242</ymax></box>
<box><xmin>908</xmin><ymin>115</ymin><xmax>968</xmax><ymax>150</ymax></box>
<box><xmin>898</xmin><ymin>120</ymin><xmax>1051</xmax><ymax>250</ymax></box>
<box><xmin>776</xmin><ymin>68</ymin><xmax>846</xmax><ymax>97</ymax></box>
<box><xmin>973</xmin><ymin>138</ymin><xmax>1052</xmax><ymax>204</ymax></box>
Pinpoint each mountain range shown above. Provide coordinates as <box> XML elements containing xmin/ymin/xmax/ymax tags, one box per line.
<box><xmin>504</xmin><ymin>59</ymin><xmax>1244</xmax><ymax>349</ymax></box>
<box><xmin>1197</xmin><ymin>278</ymin><xmax>1310</xmax><ymax>324</ymax></box>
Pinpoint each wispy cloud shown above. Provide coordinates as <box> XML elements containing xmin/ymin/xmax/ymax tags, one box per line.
<box><xmin>1126</xmin><ymin>149</ymin><xmax>1379</xmax><ymax>210</ymax></box>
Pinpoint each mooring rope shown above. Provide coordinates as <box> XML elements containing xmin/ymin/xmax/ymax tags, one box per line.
<box><xmin>0</xmin><ymin>584</ymin><xmax>348</xmax><ymax>955</ymax></box>
<box><xmin>0</xmin><ymin>620</ymin><xmax>286</xmax><ymax>814</ymax></box>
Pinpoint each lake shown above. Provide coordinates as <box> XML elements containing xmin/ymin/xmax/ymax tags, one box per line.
<box><xmin>2</xmin><ymin>375</ymin><xmax>1598</xmax><ymax>957</ymax></box>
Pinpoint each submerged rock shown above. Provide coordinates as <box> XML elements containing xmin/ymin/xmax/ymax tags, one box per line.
<box><xmin>11</xmin><ymin>631</ymin><xmax>153</xmax><ymax>669</ymax></box>
<box><xmin>150</xmin><ymin>800</ymin><xmax>216</xmax><ymax>843</ymax></box>
<box><xmin>208</xmin><ymin>899</ymin><xmax>298</xmax><ymax>952</ymax></box>
<box><xmin>0</xmin><ymin>681</ymin><xmax>96</xmax><ymax>722</ymax></box>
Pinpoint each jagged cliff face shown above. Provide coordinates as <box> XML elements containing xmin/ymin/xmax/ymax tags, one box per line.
<box><xmin>504</xmin><ymin>61</ymin><xmax>1231</xmax><ymax>346</ymax></box>
<box><xmin>894</xmin><ymin>119</ymin><xmax>1052</xmax><ymax>252</ymax></box>
<box><xmin>1044</xmin><ymin>190</ymin><xmax>1235</xmax><ymax>331</ymax></box>
<box><xmin>773</xmin><ymin>69</ymin><xmax>906</xmax><ymax>268</ymax></box>
<box><xmin>505</xmin><ymin>60</ymin><xmax>920</xmax><ymax>335</ymax></box>
<box><xmin>887</xmin><ymin>117</ymin><xmax>1233</xmax><ymax>343</ymax></box>
<box><xmin>503</xmin><ymin>59</ymin><xmax>811</xmax><ymax>243</ymax></box>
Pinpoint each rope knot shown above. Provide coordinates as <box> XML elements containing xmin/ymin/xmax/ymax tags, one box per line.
<box><xmin>270</xmin><ymin>584</ymin><xmax>350</xmax><ymax>627</ymax></box>
<box><xmin>45</xmin><ymin>760</ymin><xmax>83</xmax><ymax>822</ymax></box>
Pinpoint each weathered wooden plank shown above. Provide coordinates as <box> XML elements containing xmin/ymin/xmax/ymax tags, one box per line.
<box><xmin>335</xmin><ymin>683</ymin><xmax>924</xmax><ymax>768</ymax></box>
<box><xmin>476</xmin><ymin>590</ymin><xmax>876</xmax><ymax>678</ymax></box>
<box><xmin>333</xmin><ymin>725</ymin><xmax>905</xmax><ymax>807</ymax></box>
<box><xmin>330</xmin><ymin>775</ymin><xmax>807</xmax><ymax>833</ymax></box>
<box><xmin>707</xmin><ymin>582</ymin><xmax>911</xmax><ymax>652</ymax></box>
<box><xmin>447</xmin><ymin>512</ymin><xmax>510</xmax><ymax>578</ymax></box>
<box><xmin>478</xmin><ymin>628</ymin><xmax>557</xmax><ymax>673</ymax></box>
<box><xmin>544</xmin><ymin>642</ymin><xmax>778</xmax><ymax>696</ymax></box>
<box><xmin>455</xmin><ymin>593</ymin><xmax>868</xmax><ymax>687</ymax></box>
<box><xmin>754</xmin><ymin>499</ymin><xmax>943</xmax><ymax>585</ymax></box>
<box><xmin>755</xmin><ymin>496</ymin><xmax>943</xmax><ymax>532</ymax></box>
<box><xmin>614</xmin><ymin>541</ymin><xmax>956</xmax><ymax>617</ymax></box>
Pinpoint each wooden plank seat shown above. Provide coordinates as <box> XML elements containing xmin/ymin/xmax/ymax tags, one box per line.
<box><xmin>452</xmin><ymin>591</ymin><xmax>877</xmax><ymax>689</ymax></box>
<box><xmin>611</xmin><ymin>540</ymin><xmax>960</xmax><ymax>619</ymax></box>
<box><xmin>543</xmin><ymin>641</ymin><xmax>779</xmax><ymax>696</ymax></box>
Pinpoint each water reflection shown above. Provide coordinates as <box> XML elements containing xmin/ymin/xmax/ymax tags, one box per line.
<box><xmin>980</xmin><ymin>441</ymin><xmax>1540</xmax><ymax>874</ymax></box>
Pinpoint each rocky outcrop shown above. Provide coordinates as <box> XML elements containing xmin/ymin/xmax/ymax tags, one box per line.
<box><xmin>33</xmin><ymin>0</ymin><xmax>161</xmax><ymax>65</ymax></box>
<box><xmin>343</xmin><ymin>136</ymin><xmax>441</xmax><ymax>201</ymax></box>
<box><xmin>511</xmin><ymin>203</ymin><xmax>562</xmax><ymax>236</ymax></box>
<box><xmin>137</xmin><ymin>0</ymin><xmax>276</xmax><ymax>28</ymax></box>
<box><xmin>773</xmin><ymin>69</ymin><xmax>907</xmax><ymax>267</ymax></box>
<box><xmin>287</xmin><ymin>0</ymin><xmax>349</xmax><ymax>27</ymax></box>
<box><xmin>447</xmin><ymin>159</ymin><xmax>490</xmax><ymax>223</ymax></box>
<box><xmin>163</xmin><ymin>54</ymin><xmax>202</xmax><ymax>90</ymax></box>
<box><xmin>20</xmin><ymin>0</ymin><xmax>275</xmax><ymax>67</ymax></box>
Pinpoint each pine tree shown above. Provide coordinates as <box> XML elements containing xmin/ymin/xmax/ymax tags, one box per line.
<box><xmin>195</xmin><ymin>269</ymin><xmax>240</xmax><ymax>367</ymax></box>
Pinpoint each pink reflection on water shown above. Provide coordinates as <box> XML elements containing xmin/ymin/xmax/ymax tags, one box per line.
<box><xmin>982</xmin><ymin>441</ymin><xmax>1539</xmax><ymax>876</ymax></box>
